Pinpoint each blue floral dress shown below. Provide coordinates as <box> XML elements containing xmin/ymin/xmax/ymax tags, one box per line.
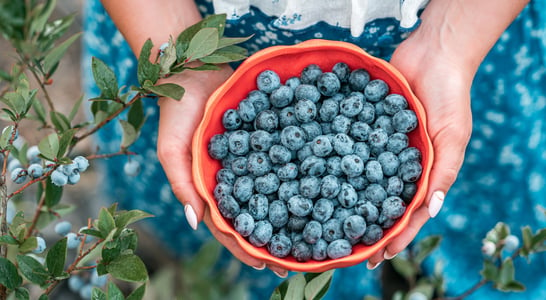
<box><xmin>82</xmin><ymin>0</ymin><xmax>546</xmax><ymax>299</ymax></box>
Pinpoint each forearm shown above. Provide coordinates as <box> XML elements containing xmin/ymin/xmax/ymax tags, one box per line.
<box><xmin>100</xmin><ymin>0</ymin><xmax>202</xmax><ymax>56</ymax></box>
<box><xmin>409</xmin><ymin>0</ymin><xmax>529</xmax><ymax>73</ymax></box>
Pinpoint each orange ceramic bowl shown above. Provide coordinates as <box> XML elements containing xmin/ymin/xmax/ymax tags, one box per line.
<box><xmin>192</xmin><ymin>39</ymin><xmax>434</xmax><ymax>273</ymax></box>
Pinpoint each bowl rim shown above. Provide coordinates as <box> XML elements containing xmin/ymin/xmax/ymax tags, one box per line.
<box><xmin>192</xmin><ymin>39</ymin><xmax>434</xmax><ymax>272</ymax></box>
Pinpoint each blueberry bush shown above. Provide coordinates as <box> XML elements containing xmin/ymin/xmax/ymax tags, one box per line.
<box><xmin>0</xmin><ymin>1</ymin><xmax>249</xmax><ymax>299</ymax></box>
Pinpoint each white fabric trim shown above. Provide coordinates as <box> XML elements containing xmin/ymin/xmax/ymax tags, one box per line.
<box><xmin>213</xmin><ymin>0</ymin><xmax>430</xmax><ymax>37</ymax></box>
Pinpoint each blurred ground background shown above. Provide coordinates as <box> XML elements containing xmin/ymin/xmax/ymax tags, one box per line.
<box><xmin>0</xmin><ymin>1</ymin><xmax>175</xmax><ymax>298</ymax></box>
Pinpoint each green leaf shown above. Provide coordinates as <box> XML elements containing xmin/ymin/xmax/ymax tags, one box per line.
<box><xmin>159</xmin><ymin>38</ymin><xmax>177</xmax><ymax>75</ymax></box>
<box><xmin>107</xmin><ymin>281</ymin><xmax>125</xmax><ymax>300</ymax></box>
<box><xmin>98</xmin><ymin>207</ymin><xmax>116</xmax><ymax>237</ymax></box>
<box><xmin>68</xmin><ymin>95</ymin><xmax>84</xmax><ymax>122</ymax></box>
<box><xmin>284</xmin><ymin>273</ymin><xmax>306</xmax><ymax>300</ymax></box>
<box><xmin>531</xmin><ymin>228</ymin><xmax>546</xmax><ymax>250</ymax></box>
<box><xmin>45</xmin><ymin>176</ymin><xmax>63</xmax><ymax>207</ymax></box>
<box><xmin>91</xmin><ymin>288</ymin><xmax>107</xmax><ymax>300</ymax></box>
<box><xmin>413</xmin><ymin>235</ymin><xmax>442</xmax><ymax>265</ymax></box>
<box><xmin>106</xmin><ymin>254</ymin><xmax>148</xmax><ymax>282</ymax></box>
<box><xmin>29</xmin><ymin>0</ymin><xmax>56</xmax><ymax>37</ymax></box>
<box><xmin>119</xmin><ymin>120</ymin><xmax>138</xmax><ymax>149</ymax></box>
<box><xmin>0</xmin><ymin>257</ymin><xmax>23</xmax><ymax>289</ymax></box>
<box><xmin>175</xmin><ymin>14</ymin><xmax>226</xmax><ymax>57</ymax></box>
<box><xmin>16</xmin><ymin>255</ymin><xmax>49</xmax><ymax>286</ymax></box>
<box><xmin>127</xmin><ymin>98</ymin><xmax>145</xmax><ymax>131</ymax></box>
<box><xmin>0</xmin><ymin>124</ymin><xmax>14</xmax><ymax>149</ymax></box>
<box><xmin>50</xmin><ymin>111</ymin><xmax>71</xmax><ymax>132</ymax></box>
<box><xmin>481</xmin><ymin>260</ymin><xmax>499</xmax><ymax>282</ymax></box>
<box><xmin>38</xmin><ymin>132</ymin><xmax>59</xmax><ymax>161</ymax></box>
<box><xmin>499</xmin><ymin>280</ymin><xmax>526</xmax><ymax>292</ymax></box>
<box><xmin>38</xmin><ymin>294</ymin><xmax>49</xmax><ymax>300</ymax></box>
<box><xmin>217</xmin><ymin>36</ymin><xmax>252</xmax><ymax>49</ymax></box>
<box><xmin>32</xmin><ymin>97</ymin><xmax>47</xmax><ymax>124</ymax></box>
<box><xmin>185</xmin><ymin>27</ymin><xmax>219</xmax><ymax>62</ymax></box>
<box><xmin>57</xmin><ymin>128</ymin><xmax>77</xmax><ymax>157</ymax></box>
<box><xmin>43</xmin><ymin>32</ymin><xmax>82</xmax><ymax>75</ymax></box>
<box><xmin>15</xmin><ymin>287</ymin><xmax>30</xmax><ymax>300</ymax></box>
<box><xmin>114</xmin><ymin>209</ymin><xmax>153</xmax><ymax>229</ymax></box>
<box><xmin>19</xmin><ymin>236</ymin><xmax>38</xmax><ymax>253</ymax></box>
<box><xmin>498</xmin><ymin>258</ymin><xmax>515</xmax><ymax>286</ymax></box>
<box><xmin>92</xmin><ymin>57</ymin><xmax>119</xmax><ymax>100</ymax></box>
<box><xmin>46</xmin><ymin>237</ymin><xmax>67</xmax><ymax>277</ymax></box>
<box><xmin>144</xmin><ymin>82</ymin><xmax>185</xmax><ymax>100</ymax></box>
<box><xmin>137</xmin><ymin>39</ymin><xmax>160</xmax><ymax>86</ymax></box>
<box><xmin>304</xmin><ymin>270</ymin><xmax>334</xmax><ymax>300</ymax></box>
<box><xmin>486</xmin><ymin>222</ymin><xmax>510</xmax><ymax>244</ymax></box>
<box><xmin>126</xmin><ymin>284</ymin><xmax>146</xmax><ymax>300</ymax></box>
<box><xmin>0</xmin><ymin>235</ymin><xmax>18</xmax><ymax>245</ymax></box>
<box><xmin>199</xmin><ymin>45</ymin><xmax>248</xmax><ymax>64</ymax></box>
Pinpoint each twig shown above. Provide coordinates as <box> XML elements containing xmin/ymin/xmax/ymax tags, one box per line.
<box><xmin>437</xmin><ymin>279</ymin><xmax>488</xmax><ymax>300</ymax></box>
<box><xmin>23</xmin><ymin>181</ymin><xmax>47</xmax><ymax>239</ymax></box>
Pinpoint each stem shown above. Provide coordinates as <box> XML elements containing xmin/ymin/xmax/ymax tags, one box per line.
<box><xmin>27</xmin><ymin>63</ymin><xmax>55</xmax><ymax>111</ymax></box>
<box><xmin>0</xmin><ymin>177</ymin><xmax>8</xmax><ymax>300</ymax></box>
<box><xmin>86</xmin><ymin>150</ymin><xmax>136</xmax><ymax>161</ymax></box>
<box><xmin>437</xmin><ymin>279</ymin><xmax>488</xmax><ymax>300</ymax></box>
<box><xmin>23</xmin><ymin>182</ymin><xmax>47</xmax><ymax>239</ymax></box>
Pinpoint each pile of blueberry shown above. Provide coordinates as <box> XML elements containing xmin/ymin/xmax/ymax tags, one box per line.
<box><xmin>207</xmin><ymin>62</ymin><xmax>423</xmax><ymax>262</ymax></box>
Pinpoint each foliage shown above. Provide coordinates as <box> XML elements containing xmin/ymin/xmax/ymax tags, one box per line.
<box><xmin>0</xmin><ymin>0</ymin><xmax>250</xmax><ymax>299</ymax></box>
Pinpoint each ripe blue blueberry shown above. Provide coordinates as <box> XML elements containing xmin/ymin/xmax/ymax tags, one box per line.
<box><xmin>316</xmin><ymin>72</ymin><xmax>341</xmax><ymax>96</ymax></box>
<box><xmin>365</xmin><ymin>160</ymin><xmax>384</xmax><ymax>183</ymax></box>
<box><xmin>254</xmin><ymin>110</ymin><xmax>279</xmax><ymax>132</ymax></box>
<box><xmin>347</xmin><ymin>175</ymin><xmax>368</xmax><ymax>191</ymax></box>
<box><xmin>369</xmin><ymin>128</ymin><xmax>389</xmax><ymax>149</ymax></box>
<box><xmin>296</xmin><ymin>143</ymin><xmax>313</xmax><ymax>162</ymax></box>
<box><xmin>268</xmin><ymin>234</ymin><xmax>292</xmax><ymax>258</ymax></box>
<box><xmin>268</xmin><ymin>200</ymin><xmax>289</xmax><ymax>228</ymax></box>
<box><xmin>401</xmin><ymin>182</ymin><xmax>418</xmax><ymax>202</ymax></box>
<box><xmin>278</xmin><ymin>180</ymin><xmax>300</xmax><ymax>201</ymax></box>
<box><xmin>303</xmin><ymin>220</ymin><xmax>323</xmax><ymax>244</ymax></box>
<box><xmin>278</xmin><ymin>106</ymin><xmax>299</xmax><ymax>128</ymax></box>
<box><xmin>90</xmin><ymin>269</ymin><xmax>108</xmax><ymax>287</ymax></box>
<box><xmin>208</xmin><ymin>134</ymin><xmax>229</xmax><ymax>159</ymax></box>
<box><xmin>237</xmin><ymin>98</ymin><xmax>257</xmax><ymax>122</ymax></box>
<box><xmin>248</xmin><ymin>194</ymin><xmax>269</xmax><ymax>220</ymax></box>
<box><xmin>11</xmin><ymin>167</ymin><xmax>27</xmax><ymax>184</ymax></box>
<box><xmin>361</xmin><ymin>224</ymin><xmax>384</xmax><ymax>246</ymax></box>
<box><xmin>216</xmin><ymin>168</ymin><xmax>236</xmax><ymax>185</ymax></box>
<box><xmin>393</xmin><ymin>110</ymin><xmax>418</xmax><ymax>133</ymax></box>
<box><xmin>276</xmin><ymin>163</ymin><xmax>299</xmax><ymax>181</ymax></box>
<box><xmin>358</xmin><ymin>102</ymin><xmax>376</xmax><ymax>124</ymax></box>
<box><xmin>230</xmin><ymin>156</ymin><xmax>249</xmax><ymax>176</ymax></box>
<box><xmin>300</xmin><ymin>121</ymin><xmax>322</xmax><ymax>141</ymax></box>
<box><xmin>222</xmin><ymin>109</ymin><xmax>242</xmax><ymax>130</ymax></box>
<box><xmin>285</xmin><ymin>76</ymin><xmax>302</xmax><ymax>90</ymax></box>
<box><xmin>319</xmin><ymin>98</ymin><xmax>339</xmax><ymax>122</ymax></box>
<box><xmin>330</xmin><ymin>115</ymin><xmax>352</xmax><ymax>134</ymax></box>
<box><xmin>332</xmin><ymin>133</ymin><xmax>354</xmax><ymax>156</ymax></box>
<box><xmin>268</xmin><ymin>144</ymin><xmax>292</xmax><ymax>165</ymax></box>
<box><xmin>213</xmin><ymin>182</ymin><xmax>233</xmax><ymax>200</ymax></box>
<box><xmin>294</xmin><ymin>99</ymin><xmax>317</xmax><ymax>123</ymax></box>
<box><xmin>7</xmin><ymin>159</ymin><xmax>22</xmax><ymax>173</ymax></box>
<box><xmin>364</xmin><ymin>183</ymin><xmax>387</xmax><ymax>206</ymax></box>
<box><xmin>343</xmin><ymin>215</ymin><xmax>367</xmax><ymax>240</ymax></box>
<box><xmin>348</xmin><ymin>68</ymin><xmax>370</xmax><ymax>91</ymax></box>
<box><xmin>300</xmin><ymin>155</ymin><xmax>327</xmax><ymax>177</ymax></box>
<box><xmin>339</xmin><ymin>94</ymin><xmax>364</xmax><ymax>117</ymax></box>
<box><xmin>233</xmin><ymin>176</ymin><xmax>254</xmax><ymax>202</ymax></box>
<box><xmin>228</xmin><ymin>130</ymin><xmax>250</xmax><ymax>156</ymax></box>
<box><xmin>355</xmin><ymin>200</ymin><xmax>379</xmax><ymax>223</ymax></box>
<box><xmin>300</xmin><ymin>64</ymin><xmax>323</xmax><ymax>85</ymax></box>
<box><xmin>270</xmin><ymin>85</ymin><xmax>294</xmax><ymax>108</ymax></box>
<box><xmin>26</xmin><ymin>145</ymin><xmax>41</xmax><ymax>163</ymax></box>
<box><xmin>247</xmin><ymin>151</ymin><xmax>272</xmax><ymax>177</ymax></box>
<box><xmin>234</xmin><ymin>212</ymin><xmax>255</xmax><ymax>237</ymax></box>
<box><xmin>320</xmin><ymin>175</ymin><xmax>340</xmax><ymax>199</ymax></box>
<box><xmin>322</xmin><ymin>217</ymin><xmax>344</xmax><ymax>242</ymax></box>
<box><xmin>364</xmin><ymin>79</ymin><xmax>389</xmax><ymax>102</ymax></box>
<box><xmin>312</xmin><ymin>239</ymin><xmax>329</xmax><ymax>261</ymax></box>
<box><xmin>247</xmin><ymin>90</ymin><xmax>270</xmax><ymax>113</ymax></box>
<box><xmin>27</xmin><ymin>163</ymin><xmax>44</xmax><ymax>178</ymax></box>
<box><xmin>350</xmin><ymin>122</ymin><xmax>371</xmax><ymax>142</ymax></box>
<box><xmin>299</xmin><ymin>176</ymin><xmax>321</xmax><ymax>199</ymax></box>
<box><xmin>337</xmin><ymin>183</ymin><xmax>358</xmax><ymax>208</ymax></box>
<box><xmin>332</xmin><ymin>62</ymin><xmax>350</xmax><ymax>83</ymax></box>
<box><xmin>257</xmin><ymin>70</ymin><xmax>281</xmax><ymax>93</ymax></box>
<box><xmin>382</xmin><ymin>196</ymin><xmax>406</xmax><ymax>219</ymax></box>
<box><xmin>326</xmin><ymin>156</ymin><xmax>343</xmax><ymax>177</ymax></box>
<box><xmin>295</xmin><ymin>84</ymin><xmax>321</xmax><ymax>103</ymax></box>
<box><xmin>310</xmin><ymin>135</ymin><xmax>333</xmax><ymax>157</ymax></box>
<box><xmin>67</xmin><ymin>172</ymin><xmax>81</xmax><ymax>185</ymax></box>
<box><xmin>386</xmin><ymin>176</ymin><xmax>404</xmax><ymax>196</ymax></box>
<box><xmin>291</xmin><ymin>240</ymin><xmax>313</xmax><ymax>262</ymax></box>
<box><xmin>377</xmin><ymin>151</ymin><xmax>400</xmax><ymax>177</ymax></box>
<box><xmin>398</xmin><ymin>160</ymin><xmax>423</xmax><ymax>183</ymax></box>
<box><xmin>327</xmin><ymin>239</ymin><xmax>352</xmax><ymax>259</ymax></box>
<box><xmin>51</xmin><ymin>169</ymin><xmax>68</xmax><ymax>186</ymax></box>
<box><xmin>383</xmin><ymin>94</ymin><xmax>408</xmax><ymax>115</ymax></box>
<box><xmin>398</xmin><ymin>147</ymin><xmax>422</xmax><ymax>164</ymax></box>
<box><xmin>280</xmin><ymin>125</ymin><xmax>307</xmax><ymax>150</ymax></box>
<box><xmin>68</xmin><ymin>275</ymin><xmax>85</xmax><ymax>292</ymax></box>
<box><xmin>66</xmin><ymin>232</ymin><xmax>81</xmax><ymax>249</ymax></box>
<box><xmin>387</xmin><ymin>133</ymin><xmax>409</xmax><ymax>154</ymax></box>
<box><xmin>353</xmin><ymin>142</ymin><xmax>371</xmax><ymax>162</ymax></box>
<box><xmin>373</xmin><ymin>115</ymin><xmax>395</xmax><ymax>135</ymax></box>
<box><xmin>341</xmin><ymin>154</ymin><xmax>364</xmax><ymax>177</ymax></box>
<box><xmin>249</xmin><ymin>220</ymin><xmax>273</xmax><ymax>247</ymax></box>
<box><xmin>254</xmin><ymin>173</ymin><xmax>280</xmax><ymax>195</ymax></box>
<box><xmin>312</xmin><ymin>198</ymin><xmax>335</xmax><ymax>223</ymax></box>
<box><xmin>287</xmin><ymin>195</ymin><xmax>314</xmax><ymax>217</ymax></box>
<box><xmin>287</xmin><ymin>215</ymin><xmax>309</xmax><ymax>232</ymax></box>
<box><xmin>33</xmin><ymin>236</ymin><xmax>47</xmax><ymax>254</ymax></box>
<box><xmin>54</xmin><ymin>221</ymin><xmax>72</xmax><ymax>236</ymax></box>
<box><xmin>218</xmin><ymin>195</ymin><xmax>241</xmax><ymax>219</ymax></box>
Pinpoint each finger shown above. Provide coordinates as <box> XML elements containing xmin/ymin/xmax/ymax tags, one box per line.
<box><xmin>366</xmin><ymin>248</ymin><xmax>385</xmax><ymax>270</ymax></box>
<box><xmin>267</xmin><ymin>264</ymin><xmax>289</xmax><ymax>278</ymax></box>
<box><xmin>383</xmin><ymin>206</ymin><xmax>430</xmax><ymax>259</ymax></box>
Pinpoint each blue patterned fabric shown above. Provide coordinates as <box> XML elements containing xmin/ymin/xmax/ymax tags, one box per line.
<box><xmin>82</xmin><ymin>0</ymin><xmax>546</xmax><ymax>299</ymax></box>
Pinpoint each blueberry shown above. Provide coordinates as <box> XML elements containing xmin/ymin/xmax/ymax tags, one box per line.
<box><xmin>387</xmin><ymin>133</ymin><xmax>409</xmax><ymax>154</ymax></box>
<box><xmin>216</xmin><ymin>168</ymin><xmax>236</xmax><ymax>185</ymax></box>
<box><xmin>268</xmin><ymin>144</ymin><xmax>292</xmax><ymax>165</ymax></box>
<box><xmin>386</xmin><ymin>176</ymin><xmax>404</xmax><ymax>196</ymax></box>
<box><xmin>349</xmin><ymin>122</ymin><xmax>371</xmax><ymax>142</ymax></box>
<box><xmin>291</xmin><ymin>240</ymin><xmax>313</xmax><ymax>262</ymax></box>
<box><xmin>254</xmin><ymin>173</ymin><xmax>280</xmax><ymax>195</ymax></box>
<box><xmin>380</xmin><ymin>216</ymin><xmax>397</xmax><ymax>229</ymax></box>
<box><xmin>362</xmin><ymin>224</ymin><xmax>384</xmax><ymax>246</ymax></box>
<box><xmin>276</xmin><ymin>163</ymin><xmax>299</xmax><ymax>181</ymax></box>
<box><xmin>364</xmin><ymin>79</ymin><xmax>389</xmax><ymax>102</ymax></box>
<box><xmin>280</xmin><ymin>125</ymin><xmax>307</xmax><ymax>150</ymax></box>
<box><xmin>90</xmin><ymin>269</ymin><xmax>108</xmax><ymax>287</ymax></box>
<box><xmin>377</xmin><ymin>151</ymin><xmax>400</xmax><ymax>177</ymax></box>
<box><xmin>214</xmin><ymin>182</ymin><xmax>233</xmax><ymax>200</ymax></box>
<box><xmin>317</xmin><ymin>72</ymin><xmax>341</xmax><ymax>96</ymax></box>
<box><xmin>357</xmin><ymin>102</ymin><xmax>376</xmax><ymax>124</ymax></box>
<box><xmin>503</xmin><ymin>235</ymin><xmax>520</xmax><ymax>252</ymax></box>
<box><xmin>248</xmin><ymin>194</ymin><xmax>269</xmax><ymax>220</ymax></box>
<box><xmin>247</xmin><ymin>151</ymin><xmax>272</xmax><ymax>177</ymax></box>
<box><xmin>353</xmin><ymin>142</ymin><xmax>371</xmax><ymax>162</ymax></box>
<box><xmin>393</xmin><ymin>110</ymin><xmax>418</xmax><ymax>133</ymax></box>
<box><xmin>247</xmin><ymin>90</ymin><xmax>270</xmax><ymax>113</ymax></box>
<box><xmin>287</xmin><ymin>195</ymin><xmax>314</xmax><ymax>217</ymax></box>
<box><xmin>309</xmin><ymin>135</ymin><xmax>332</xmax><ymax>158</ymax></box>
<box><xmin>383</xmin><ymin>94</ymin><xmax>408</xmax><ymax>115</ymax></box>
<box><xmin>398</xmin><ymin>160</ymin><xmax>423</xmax><ymax>183</ymax></box>
<box><xmin>294</xmin><ymin>99</ymin><xmax>317</xmax><ymax>123</ymax></box>
<box><xmin>369</xmin><ymin>128</ymin><xmax>389</xmax><ymax>149</ymax></box>
<box><xmin>285</xmin><ymin>76</ymin><xmax>302</xmax><ymax>90</ymax></box>
<box><xmin>343</xmin><ymin>215</ymin><xmax>367</xmax><ymax>240</ymax></box>
<box><xmin>332</xmin><ymin>62</ymin><xmax>350</xmax><ymax>83</ymax></box>
<box><xmin>270</xmin><ymin>85</ymin><xmax>294</xmax><ymax>108</ymax></box>
<box><xmin>233</xmin><ymin>176</ymin><xmax>254</xmax><ymax>202</ymax></box>
<box><xmin>66</xmin><ymin>232</ymin><xmax>81</xmax><ymax>249</ymax></box>
<box><xmin>33</xmin><ymin>236</ymin><xmax>47</xmax><ymax>254</ymax></box>
<box><xmin>237</xmin><ymin>98</ymin><xmax>257</xmax><ymax>122</ymax></box>
<box><xmin>26</xmin><ymin>145</ymin><xmax>41</xmax><ymax>163</ymax></box>
<box><xmin>268</xmin><ymin>234</ymin><xmax>292</xmax><ymax>258</ymax></box>
<box><xmin>254</xmin><ymin>110</ymin><xmax>279</xmax><ymax>132</ymax></box>
<box><xmin>7</xmin><ymin>159</ymin><xmax>22</xmax><ymax>173</ymax></box>
<box><xmin>228</xmin><ymin>130</ymin><xmax>250</xmax><ymax>156</ymax></box>
<box><xmin>300</xmin><ymin>64</ymin><xmax>323</xmax><ymax>85</ymax></box>
<box><xmin>373</xmin><ymin>115</ymin><xmax>395</xmax><ymax>135</ymax></box>
<box><xmin>51</xmin><ymin>169</ymin><xmax>68</xmax><ymax>186</ymax></box>
<box><xmin>398</xmin><ymin>147</ymin><xmax>422</xmax><ymax>163</ymax></box>
<box><xmin>312</xmin><ymin>239</ymin><xmax>329</xmax><ymax>261</ymax></box>
<box><xmin>327</xmin><ymin>239</ymin><xmax>352</xmax><ymax>259</ymax></box>
<box><xmin>303</xmin><ymin>220</ymin><xmax>323</xmax><ymax>244</ymax></box>
<box><xmin>337</xmin><ymin>183</ymin><xmax>358</xmax><ymax>208</ymax></box>
<box><xmin>382</xmin><ymin>196</ymin><xmax>406</xmax><ymax>219</ymax></box>
<box><xmin>341</xmin><ymin>154</ymin><xmax>364</xmax><ymax>177</ymax></box>
<box><xmin>222</xmin><ymin>109</ymin><xmax>242</xmax><ymax>130</ymax></box>
<box><xmin>230</xmin><ymin>156</ymin><xmax>249</xmax><ymax>176</ymax></box>
<box><xmin>300</xmin><ymin>121</ymin><xmax>322</xmax><ymax>141</ymax></box>
<box><xmin>249</xmin><ymin>220</ymin><xmax>273</xmax><ymax>247</ymax></box>
<box><xmin>55</xmin><ymin>221</ymin><xmax>72</xmax><ymax>236</ymax></box>
<box><xmin>312</xmin><ymin>198</ymin><xmax>335</xmax><ymax>223</ymax></box>
<box><xmin>267</xmin><ymin>200</ymin><xmax>288</xmax><ymax>228</ymax></box>
<box><xmin>339</xmin><ymin>95</ymin><xmax>364</xmax><ymax>117</ymax></box>
<box><xmin>27</xmin><ymin>164</ymin><xmax>43</xmax><ymax>179</ymax></box>
<box><xmin>348</xmin><ymin>68</ymin><xmax>370</xmax><ymax>91</ymax></box>
<box><xmin>11</xmin><ymin>167</ymin><xmax>27</xmax><ymax>184</ymax></box>
<box><xmin>257</xmin><ymin>70</ymin><xmax>281</xmax><ymax>93</ymax></box>
<box><xmin>364</xmin><ymin>183</ymin><xmax>387</xmax><ymax>206</ymax></box>
<box><xmin>332</xmin><ymin>133</ymin><xmax>354</xmax><ymax>156</ymax></box>
<box><xmin>278</xmin><ymin>180</ymin><xmax>300</xmax><ymax>201</ymax></box>
<box><xmin>347</xmin><ymin>175</ymin><xmax>368</xmax><ymax>190</ymax></box>
<box><xmin>300</xmin><ymin>155</ymin><xmax>327</xmax><ymax>177</ymax></box>
<box><xmin>326</xmin><ymin>156</ymin><xmax>343</xmax><ymax>177</ymax></box>
<box><xmin>295</xmin><ymin>84</ymin><xmax>321</xmax><ymax>103</ymax></box>
<box><xmin>355</xmin><ymin>200</ymin><xmax>379</xmax><ymax>223</ymax></box>
<box><xmin>296</xmin><ymin>143</ymin><xmax>313</xmax><ymax>162</ymax></box>
<box><xmin>287</xmin><ymin>215</ymin><xmax>309</xmax><ymax>232</ymax></box>
<box><xmin>68</xmin><ymin>275</ymin><xmax>85</xmax><ymax>292</ymax></box>
<box><xmin>208</xmin><ymin>134</ymin><xmax>229</xmax><ymax>159</ymax></box>
<box><xmin>401</xmin><ymin>182</ymin><xmax>418</xmax><ymax>202</ymax></box>
<box><xmin>322</xmin><ymin>218</ymin><xmax>344</xmax><ymax>242</ymax></box>
<box><xmin>319</xmin><ymin>98</ymin><xmax>339</xmax><ymax>122</ymax></box>
<box><xmin>330</xmin><ymin>115</ymin><xmax>352</xmax><ymax>134</ymax></box>
<box><xmin>320</xmin><ymin>175</ymin><xmax>340</xmax><ymax>199</ymax></box>
<box><xmin>299</xmin><ymin>176</ymin><xmax>321</xmax><ymax>199</ymax></box>
<box><xmin>218</xmin><ymin>195</ymin><xmax>240</xmax><ymax>219</ymax></box>
<box><xmin>79</xmin><ymin>284</ymin><xmax>93</xmax><ymax>300</ymax></box>
<box><xmin>278</xmin><ymin>106</ymin><xmax>299</xmax><ymax>128</ymax></box>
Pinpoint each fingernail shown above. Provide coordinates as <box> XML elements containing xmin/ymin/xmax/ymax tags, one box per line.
<box><xmin>273</xmin><ymin>270</ymin><xmax>288</xmax><ymax>278</ymax></box>
<box><xmin>184</xmin><ymin>204</ymin><xmax>198</xmax><ymax>230</ymax></box>
<box><xmin>384</xmin><ymin>251</ymin><xmax>397</xmax><ymax>260</ymax></box>
<box><xmin>428</xmin><ymin>191</ymin><xmax>444</xmax><ymax>218</ymax></box>
<box><xmin>366</xmin><ymin>261</ymin><xmax>382</xmax><ymax>270</ymax></box>
<box><xmin>252</xmin><ymin>263</ymin><xmax>266</xmax><ymax>270</ymax></box>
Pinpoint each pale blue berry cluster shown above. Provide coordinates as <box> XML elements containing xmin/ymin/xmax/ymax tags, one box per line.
<box><xmin>50</xmin><ymin>156</ymin><xmax>89</xmax><ymax>187</ymax></box>
<box><xmin>67</xmin><ymin>267</ymin><xmax>108</xmax><ymax>299</ymax></box>
<box><xmin>54</xmin><ymin>220</ymin><xmax>95</xmax><ymax>249</ymax></box>
<box><xmin>208</xmin><ymin>63</ymin><xmax>423</xmax><ymax>262</ymax></box>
